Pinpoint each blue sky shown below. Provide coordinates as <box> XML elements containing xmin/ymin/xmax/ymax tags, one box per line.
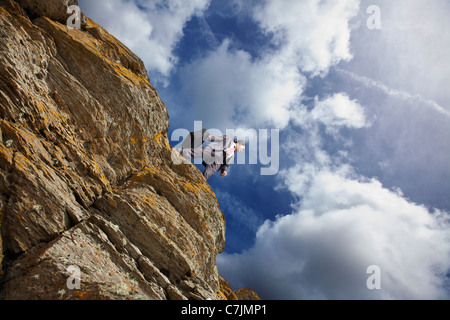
<box><xmin>79</xmin><ymin>0</ymin><xmax>450</xmax><ymax>299</ymax></box>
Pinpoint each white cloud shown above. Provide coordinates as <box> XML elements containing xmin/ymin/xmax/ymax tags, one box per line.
<box><xmin>79</xmin><ymin>0</ymin><xmax>210</xmax><ymax>82</ymax></box>
<box><xmin>217</xmin><ymin>166</ymin><xmax>450</xmax><ymax>299</ymax></box>
<box><xmin>177</xmin><ymin>0</ymin><xmax>362</xmax><ymax>129</ymax></box>
<box><xmin>292</xmin><ymin>93</ymin><xmax>368</xmax><ymax>133</ymax></box>
<box><xmin>252</xmin><ymin>0</ymin><xmax>360</xmax><ymax>75</ymax></box>
<box><xmin>180</xmin><ymin>40</ymin><xmax>305</xmax><ymax>130</ymax></box>
<box><xmin>311</xmin><ymin>93</ymin><xmax>368</xmax><ymax>129</ymax></box>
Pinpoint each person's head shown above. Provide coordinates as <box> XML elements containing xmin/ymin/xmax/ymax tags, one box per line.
<box><xmin>236</xmin><ymin>141</ymin><xmax>246</xmax><ymax>152</ymax></box>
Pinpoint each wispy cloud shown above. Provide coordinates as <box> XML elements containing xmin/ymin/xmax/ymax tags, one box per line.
<box><xmin>336</xmin><ymin>68</ymin><xmax>450</xmax><ymax>118</ymax></box>
<box><xmin>196</xmin><ymin>14</ymin><xmax>219</xmax><ymax>48</ymax></box>
<box><xmin>217</xmin><ymin>190</ymin><xmax>264</xmax><ymax>234</ymax></box>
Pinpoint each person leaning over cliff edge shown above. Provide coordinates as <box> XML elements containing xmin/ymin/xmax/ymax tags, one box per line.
<box><xmin>176</xmin><ymin>132</ymin><xmax>246</xmax><ymax>180</ymax></box>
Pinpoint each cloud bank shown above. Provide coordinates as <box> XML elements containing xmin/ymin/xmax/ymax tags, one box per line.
<box><xmin>252</xmin><ymin>0</ymin><xmax>360</xmax><ymax>76</ymax></box>
<box><xmin>218</xmin><ymin>77</ymin><xmax>450</xmax><ymax>299</ymax></box>
<box><xmin>179</xmin><ymin>0</ymin><xmax>361</xmax><ymax>130</ymax></box>
<box><xmin>218</xmin><ymin>166</ymin><xmax>450</xmax><ymax>299</ymax></box>
<box><xmin>180</xmin><ymin>40</ymin><xmax>305</xmax><ymax>130</ymax></box>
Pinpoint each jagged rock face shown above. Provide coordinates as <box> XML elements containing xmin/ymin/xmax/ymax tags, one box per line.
<box><xmin>16</xmin><ymin>0</ymin><xmax>79</xmax><ymax>22</ymax></box>
<box><xmin>0</xmin><ymin>0</ymin><xmax>226</xmax><ymax>300</ymax></box>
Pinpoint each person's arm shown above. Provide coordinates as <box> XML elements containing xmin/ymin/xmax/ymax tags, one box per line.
<box><xmin>220</xmin><ymin>164</ymin><xmax>229</xmax><ymax>177</ymax></box>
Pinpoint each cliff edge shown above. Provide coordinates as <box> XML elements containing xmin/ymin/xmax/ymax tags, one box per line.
<box><xmin>0</xmin><ymin>0</ymin><xmax>257</xmax><ymax>300</ymax></box>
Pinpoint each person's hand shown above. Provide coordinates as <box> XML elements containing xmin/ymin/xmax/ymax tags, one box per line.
<box><xmin>221</xmin><ymin>171</ymin><xmax>227</xmax><ymax>177</ymax></box>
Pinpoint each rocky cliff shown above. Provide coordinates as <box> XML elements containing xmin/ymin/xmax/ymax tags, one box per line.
<box><xmin>0</xmin><ymin>0</ymin><xmax>257</xmax><ymax>300</ymax></box>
